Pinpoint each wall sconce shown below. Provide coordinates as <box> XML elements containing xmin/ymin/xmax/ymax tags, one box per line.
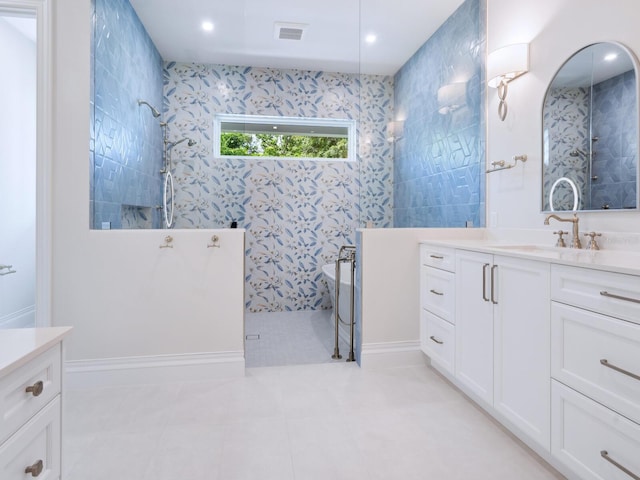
<box><xmin>488</xmin><ymin>43</ymin><xmax>529</xmax><ymax>121</ymax></box>
<box><xmin>386</xmin><ymin>120</ymin><xmax>404</xmax><ymax>143</ymax></box>
<box><xmin>437</xmin><ymin>82</ymin><xmax>467</xmax><ymax>114</ymax></box>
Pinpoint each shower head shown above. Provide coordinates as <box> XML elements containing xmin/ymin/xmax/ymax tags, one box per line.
<box><xmin>137</xmin><ymin>99</ymin><xmax>161</xmax><ymax>118</ymax></box>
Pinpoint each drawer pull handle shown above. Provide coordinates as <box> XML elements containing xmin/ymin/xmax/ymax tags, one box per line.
<box><xmin>25</xmin><ymin>459</ymin><xmax>44</xmax><ymax>477</ymax></box>
<box><xmin>430</xmin><ymin>336</ymin><xmax>444</xmax><ymax>345</ymax></box>
<box><xmin>482</xmin><ymin>263</ymin><xmax>490</xmax><ymax>302</ymax></box>
<box><xmin>25</xmin><ymin>380</ymin><xmax>44</xmax><ymax>397</ymax></box>
<box><xmin>601</xmin><ymin>451</ymin><xmax>640</xmax><ymax>480</ymax></box>
<box><xmin>600</xmin><ymin>359</ymin><xmax>640</xmax><ymax>382</ymax></box>
<box><xmin>491</xmin><ymin>265</ymin><xmax>498</xmax><ymax>305</ymax></box>
<box><xmin>429</xmin><ymin>289</ymin><xmax>444</xmax><ymax>296</ymax></box>
<box><xmin>429</xmin><ymin>255</ymin><xmax>444</xmax><ymax>259</ymax></box>
<box><xmin>600</xmin><ymin>291</ymin><xmax>640</xmax><ymax>304</ymax></box>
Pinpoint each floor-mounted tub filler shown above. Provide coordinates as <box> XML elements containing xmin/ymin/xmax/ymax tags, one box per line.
<box><xmin>322</xmin><ymin>245</ymin><xmax>356</xmax><ymax>362</ymax></box>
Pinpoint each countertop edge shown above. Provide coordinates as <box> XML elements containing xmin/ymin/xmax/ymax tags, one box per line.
<box><xmin>420</xmin><ymin>239</ymin><xmax>640</xmax><ymax>276</ymax></box>
<box><xmin>0</xmin><ymin>327</ymin><xmax>73</xmax><ymax>378</ymax></box>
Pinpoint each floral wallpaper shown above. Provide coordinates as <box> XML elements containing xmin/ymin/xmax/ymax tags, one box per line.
<box><xmin>163</xmin><ymin>63</ymin><xmax>394</xmax><ymax>312</ymax></box>
<box><xmin>542</xmin><ymin>86</ymin><xmax>590</xmax><ymax>211</ymax></box>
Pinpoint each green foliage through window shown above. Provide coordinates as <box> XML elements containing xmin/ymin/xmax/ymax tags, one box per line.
<box><xmin>220</xmin><ymin>132</ymin><xmax>348</xmax><ymax>159</ymax></box>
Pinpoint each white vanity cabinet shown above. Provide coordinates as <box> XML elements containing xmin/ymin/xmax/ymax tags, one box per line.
<box><xmin>454</xmin><ymin>250</ymin><xmax>494</xmax><ymax>404</ymax></box>
<box><xmin>419</xmin><ymin>245</ymin><xmax>456</xmax><ymax>375</ymax></box>
<box><xmin>455</xmin><ymin>250</ymin><xmax>551</xmax><ymax>449</ymax></box>
<box><xmin>420</xmin><ymin>246</ymin><xmax>551</xmax><ymax>451</ymax></box>
<box><xmin>551</xmin><ymin>265</ymin><xmax>640</xmax><ymax>480</ymax></box>
<box><xmin>0</xmin><ymin>328</ymin><xmax>70</xmax><ymax>480</ymax></box>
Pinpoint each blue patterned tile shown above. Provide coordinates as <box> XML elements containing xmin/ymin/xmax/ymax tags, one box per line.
<box><xmin>393</xmin><ymin>0</ymin><xmax>486</xmax><ymax>227</ymax></box>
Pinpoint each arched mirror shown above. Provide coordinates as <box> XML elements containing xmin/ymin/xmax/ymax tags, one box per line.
<box><xmin>542</xmin><ymin>42</ymin><xmax>639</xmax><ymax>212</ymax></box>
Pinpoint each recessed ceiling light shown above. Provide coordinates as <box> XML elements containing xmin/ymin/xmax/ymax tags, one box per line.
<box><xmin>202</xmin><ymin>21</ymin><xmax>214</xmax><ymax>32</ymax></box>
<box><xmin>604</xmin><ymin>52</ymin><xmax>618</xmax><ymax>61</ymax></box>
<box><xmin>365</xmin><ymin>34</ymin><xmax>377</xmax><ymax>44</ymax></box>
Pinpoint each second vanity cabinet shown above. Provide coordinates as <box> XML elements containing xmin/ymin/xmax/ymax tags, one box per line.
<box><xmin>550</xmin><ymin>265</ymin><xmax>640</xmax><ymax>480</ymax></box>
<box><xmin>0</xmin><ymin>328</ymin><xmax>70</xmax><ymax>480</ymax></box>
<box><xmin>455</xmin><ymin>250</ymin><xmax>551</xmax><ymax>450</ymax></box>
<box><xmin>420</xmin><ymin>243</ymin><xmax>640</xmax><ymax>480</ymax></box>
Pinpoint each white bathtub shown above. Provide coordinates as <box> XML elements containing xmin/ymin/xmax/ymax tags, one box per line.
<box><xmin>322</xmin><ymin>262</ymin><xmax>354</xmax><ymax>343</ymax></box>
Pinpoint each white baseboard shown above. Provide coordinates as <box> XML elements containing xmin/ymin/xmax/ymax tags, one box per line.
<box><xmin>65</xmin><ymin>351</ymin><xmax>245</xmax><ymax>389</ymax></box>
<box><xmin>360</xmin><ymin>341</ymin><xmax>425</xmax><ymax>369</ymax></box>
<box><xmin>0</xmin><ymin>305</ymin><xmax>36</xmax><ymax>329</ymax></box>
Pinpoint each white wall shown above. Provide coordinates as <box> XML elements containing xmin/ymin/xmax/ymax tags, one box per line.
<box><xmin>359</xmin><ymin>228</ymin><xmax>484</xmax><ymax>347</ymax></box>
<box><xmin>487</xmin><ymin>0</ymin><xmax>640</xmax><ymax>236</ymax></box>
<box><xmin>52</xmin><ymin>0</ymin><xmax>245</xmax><ymax>363</ymax></box>
<box><xmin>0</xmin><ymin>17</ymin><xmax>36</xmax><ymax>328</ymax></box>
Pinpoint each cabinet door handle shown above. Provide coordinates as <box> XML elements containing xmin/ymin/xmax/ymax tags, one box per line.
<box><xmin>430</xmin><ymin>336</ymin><xmax>444</xmax><ymax>345</ymax></box>
<box><xmin>482</xmin><ymin>263</ymin><xmax>490</xmax><ymax>302</ymax></box>
<box><xmin>600</xmin><ymin>291</ymin><xmax>640</xmax><ymax>304</ymax></box>
<box><xmin>491</xmin><ymin>265</ymin><xmax>498</xmax><ymax>304</ymax></box>
<box><xmin>25</xmin><ymin>459</ymin><xmax>44</xmax><ymax>477</ymax></box>
<box><xmin>601</xmin><ymin>451</ymin><xmax>640</xmax><ymax>480</ymax></box>
<box><xmin>600</xmin><ymin>359</ymin><xmax>640</xmax><ymax>382</ymax></box>
<box><xmin>429</xmin><ymin>254</ymin><xmax>444</xmax><ymax>259</ymax></box>
<box><xmin>25</xmin><ymin>380</ymin><xmax>44</xmax><ymax>397</ymax></box>
<box><xmin>429</xmin><ymin>289</ymin><xmax>444</xmax><ymax>296</ymax></box>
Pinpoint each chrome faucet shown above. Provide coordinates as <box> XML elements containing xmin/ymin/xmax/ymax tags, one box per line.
<box><xmin>544</xmin><ymin>213</ymin><xmax>582</xmax><ymax>249</ymax></box>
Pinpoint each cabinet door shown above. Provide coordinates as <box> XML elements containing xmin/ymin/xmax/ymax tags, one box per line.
<box><xmin>455</xmin><ymin>250</ymin><xmax>494</xmax><ymax>405</ymax></box>
<box><xmin>494</xmin><ymin>255</ymin><xmax>550</xmax><ymax>450</ymax></box>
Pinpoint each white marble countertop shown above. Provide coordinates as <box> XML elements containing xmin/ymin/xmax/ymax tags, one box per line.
<box><xmin>420</xmin><ymin>237</ymin><xmax>640</xmax><ymax>276</ymax></box>
<box><xmin>0</xmin><ymin>327</ymin><xmax>72</xmax><ymax>378</ymax></box>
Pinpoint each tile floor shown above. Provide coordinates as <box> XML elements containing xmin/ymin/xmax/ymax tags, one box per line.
<box><xmin>63</xmin><ymin>362</ymin><xmax>565</xmax><ymax>480</ymax></box>
<box><xmin>244</xmin><ymin>310</ymin><xmax>350</xmax><ymax>368</ymax></box>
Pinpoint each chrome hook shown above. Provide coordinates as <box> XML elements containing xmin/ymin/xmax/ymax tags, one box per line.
<box><xmin>207</xmin><ymin>235</ymin><xmax>220</xmax><ymax>248</ymax></box>
<box><xmin>159</xmin><ymin>235</ymin><xmax>174</xmax><ymax>249</ymax></box>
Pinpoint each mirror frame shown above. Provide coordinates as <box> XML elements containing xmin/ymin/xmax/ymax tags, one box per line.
<box><xmin>541</xmin><ymin>41</ymin><xmax>640</xmax><ymax>213</ymax></box>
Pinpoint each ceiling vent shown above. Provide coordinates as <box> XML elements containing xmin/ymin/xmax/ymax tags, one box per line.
<box><xmin>274</xmin><ymin>22</ymin><xmax>307</xmax><ymax>41</ymax></box>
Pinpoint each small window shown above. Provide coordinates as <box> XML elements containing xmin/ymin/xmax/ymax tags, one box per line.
<box><xmin>213</xmin><ymin>114</ymin><xmax>356</xmax><ymax>162</ymax></box>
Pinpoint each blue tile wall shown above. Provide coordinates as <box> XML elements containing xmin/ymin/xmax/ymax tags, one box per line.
<box><xmin>393</xmin><ymin>0</ymin><xmax>486</xmax><ymax>227</ymax></box>
<box><xmin>591</xmin><ymin>70</ymin><xmax>637</xmax><ymax>209</ymax></box>
<box><xmin>90</xmin><ymin>0</ymin><xmax>164</xmax><ymax>228</ymax></box>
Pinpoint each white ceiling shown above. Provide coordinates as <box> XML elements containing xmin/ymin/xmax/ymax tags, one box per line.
<box><xmin>129</xmin><ymin>0</ymin><xmax>465</xmax><ymax>76</ymax></box>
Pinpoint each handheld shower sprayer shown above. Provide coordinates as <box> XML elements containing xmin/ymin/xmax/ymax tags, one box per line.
<box><xmin>166</xmin><ymin>137</ymin><xmax>197</xmax><ymax>149</ymax></box>
<box><xmin>137</xmin><ymin>99</ymin><xmax>161</xmax><ymax>118</ymax></box>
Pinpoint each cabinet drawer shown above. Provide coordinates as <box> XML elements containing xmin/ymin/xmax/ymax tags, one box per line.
<box><xmin>420</xmin><ymin>244</ymin><xmax>455</xmax><ymax>272</ymax></box>
<box><xmin>421</xmin><ymin>310</ymin><xmax>454</xmax><ymax>374</ymax></box>
<box><xmin>552</xmin><ymin>381</ymin><xmax>640</xmax><ymax>480</ymax></box>
<box><xmin>0</xmin><ymin>345</ymin><xmax>61</xmax><ymax>445</ymax></box>
<box><xmin>0</xmin><ymin>394</ymin><xmax>60</xmax><ymax>480</ymax></box>
<box><xmin>552</xmin><ymin>264</ymin><xmax>640</xmax><ymax>325</ymax></box>
<box><xmin>420</xmin><ymin>266</ymin><xmax>455</xmax><ymax>323</ymax></box>
<box><xmin>551</xmin><ymin>302</ymin><xmax>640</xmax><ymax>424</ymax></box>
